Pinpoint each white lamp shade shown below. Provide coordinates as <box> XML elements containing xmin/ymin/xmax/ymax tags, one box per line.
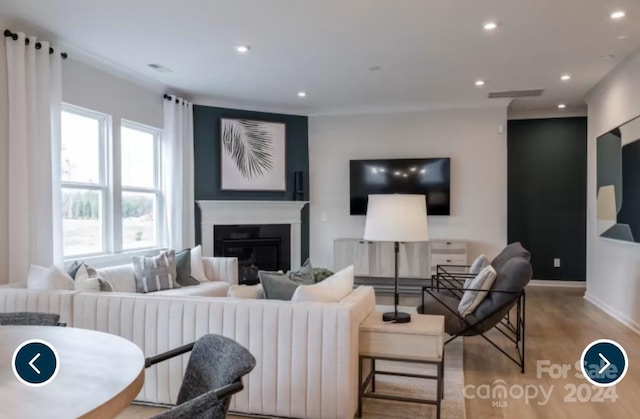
<box><xmin>363</xmin><ymin>194</ymin><xmax>429</xmax><ymax>242</ymax></box>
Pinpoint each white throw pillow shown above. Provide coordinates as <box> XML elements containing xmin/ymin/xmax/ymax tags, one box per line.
<box><xmin>228</xmin><ymin>284</ymin><xmax>264</xmax><ymax>299</ymax></box>
<box><xmin>291</xmin><ymin>265</ymin><xmax>354</xmax><ymax>303</ymax></box>
<box><xmin>27</xmin><ymin>264</ymin><xmax>74</xmax><ymax>290</ymax></box>
<box><xmin>190</xmin><ymin>245</ymin><xmax>208</xmax><ymax>283</ymax></box>
<box><xmin>73</xmin><ymin>264</ymin><xmax>102</xmax><ymax>292</ymax></box>
<box><xmin>458</xmin><ymin>265</ymin><xmax>497</xmax><ymax>317</ymax></box>
<box><xmin>465</xmin><ymin>254</ymin><xmax>491</xmax><ymax>288</ymax></box>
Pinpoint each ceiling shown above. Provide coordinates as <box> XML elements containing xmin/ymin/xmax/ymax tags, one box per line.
<box><xmin>1</xmin><ymin>0</ymin><xmax>639</xmax><ymax>115</ymax></box>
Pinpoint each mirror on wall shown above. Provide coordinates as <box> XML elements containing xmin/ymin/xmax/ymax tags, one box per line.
<box><xmin>597</xmin><ymin>115</ymin><xmax>640</xmax><ymax>243</ymax></box>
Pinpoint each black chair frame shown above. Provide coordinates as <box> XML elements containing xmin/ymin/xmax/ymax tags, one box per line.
<box><xmin>421</xmin><ymin>265</ymin><xmax>526</xmax><ymax>373</ymax></box>
<box><xmin>144</xmin><ymin>342</ymin><xmax>244</xmax><ymax>411</ymax></box>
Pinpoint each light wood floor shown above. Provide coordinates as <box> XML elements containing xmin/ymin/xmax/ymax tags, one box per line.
<box><xmin>119</xmin><ymin>287</ymin><xmax>640</xmax><ymax>419</ymax></box>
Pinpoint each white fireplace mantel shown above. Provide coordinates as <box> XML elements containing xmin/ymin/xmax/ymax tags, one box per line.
<box><xmin>196</xmin><ymin>200</ymin><xmax>309</xmax><ymax>269</ymax></box>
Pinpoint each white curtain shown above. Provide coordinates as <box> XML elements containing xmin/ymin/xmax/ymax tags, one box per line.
<box><xmin>6</xmin><ymin>33</ymin><xmax>63</xmax><ymax>281</ymax></box>
<box><xmin>162</xmin><ymin>95</ymin><xmax>195</xmax><ymax>249</ymax></box>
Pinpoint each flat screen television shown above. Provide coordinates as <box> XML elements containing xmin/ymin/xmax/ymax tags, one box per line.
<box><xmin>350</xmin><ymin>158</ymin><xmax>451</xmax><ymax>215</ymax></box>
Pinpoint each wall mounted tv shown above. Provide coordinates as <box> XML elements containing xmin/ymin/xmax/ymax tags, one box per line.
<box><xmin>350</xmin><ymin>158</ymin><xmax>451</xmax><ymax>215</ymax></box>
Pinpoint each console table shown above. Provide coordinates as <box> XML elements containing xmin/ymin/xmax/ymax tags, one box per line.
<box><xmin>335</xmin><ymin>239</ymin><xmax>467</xmax><ymax>293</ymax></box>
<box><xmin>357</xmin><ymin>311</ymin><xmax>445</xmax><ymax>419</ymax></box>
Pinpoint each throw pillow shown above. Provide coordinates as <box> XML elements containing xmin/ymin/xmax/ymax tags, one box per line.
<box><xmin>70</xmin><ymin>263</ymin><xmax>113</xmax><ymax>292</ymax></box>
<box><xmin>27</xmin><ymin>265</ymin><xmax>75</xmax><ymax>290</ymax></box>
<box><xmin>286</xmin><ymin>258</ymin><xmax>314</xmax><ymax>284</ymax></box>
<box><xmin>133</xmin><ymin>250</ymin><xmax>180</xmax><ymax>293</ymax></box>
<box><xmin>228</xmin><ymin>284</ymin><xmax>264</xmax><ymax>299</ymax></box>
<box><xmin>190</xmin><ymin>245</ymin><xmax>208</xmax><ymax>283</ymax></box>
<box><xmin>258</xmin><ymin>271</ymin><xmax>300</xmax><ymax>300</ymax></box>
<box><xmin>66</xmin><ymin>260</ymin><xmax>83</xmax><ymax>279</ymax></box>
<box><xmin>458</xmin><ymin>265</ymin><xmax>497</xmax><ymax>317</ymax></box>
<box><xmin>465</xmin><ymin>254</ymin><xmax>491</xmax><ymax>288</ymax></box>
<box><xmin>176</xmin><ymin>249</ymin><xmax>200</xmax><ymax>286</ymax></box>
<box><xmin>312</xmin><ymin>267</ymin><xmax>334</xmax><ymax>283</ymax></box>
<box><xmin>291</xmin><ymin>265</ymin><xmax>355</xmax><ymax>303</ymax></box>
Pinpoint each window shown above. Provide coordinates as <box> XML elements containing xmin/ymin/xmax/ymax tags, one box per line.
<box><xmin>120</xmin><ymin>122</ymin><xmax>162</xmax><ymax>250</ymax></box>
<box><xmin>60</xmin><ymin>104</ymin><xmax>163</xmax><ymax>259</ymax></box>
<box><xmin>61</xmin><ymin>106</ymin><xmax>108</xmax><ymax>257</ymax></box>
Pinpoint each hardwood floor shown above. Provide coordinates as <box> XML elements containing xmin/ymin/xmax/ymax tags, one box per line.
<box><xmin>119</xmin><ymin>287</ymin><xmax>640</xmax><ymax>419</ymax></box>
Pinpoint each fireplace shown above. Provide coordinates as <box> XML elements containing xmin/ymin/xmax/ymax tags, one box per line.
<box><xmin>214</xmin><ymin>224</ymin><xmax>291</xmax><ymax>285</ymax></box>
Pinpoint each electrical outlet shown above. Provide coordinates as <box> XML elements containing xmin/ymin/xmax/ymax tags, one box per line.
<box><xmin>554</xmin><ymin>258</ymin><xmax>561</xmax><ymax>268</ymax></box>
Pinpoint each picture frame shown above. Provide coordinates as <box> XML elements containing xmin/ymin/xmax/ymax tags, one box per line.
<box><xmin>220</xmin><ymin>118</ymin><xmax>286</xmax><ymax>191</ymax></box>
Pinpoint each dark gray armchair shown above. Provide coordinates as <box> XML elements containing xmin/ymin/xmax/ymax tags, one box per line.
<box><xmin>0</xmin><ymin>312</ymin><xmax>65</xmax><ymax>326</ymax></box>
<box><xmin>419</xmin><ymin>242</ymin><xmax>532</xmax><ymax>372</ymax></box>
<box><xmin>145</xmin><ymin>334</ymin><xmax>256</xmax><ymax>419</ymax></box>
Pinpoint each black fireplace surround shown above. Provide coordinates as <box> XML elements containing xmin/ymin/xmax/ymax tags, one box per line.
<box><xmin>214</xmin><ymin>224</ymin><xmax>291</xmax><ymax>285</ymax></box>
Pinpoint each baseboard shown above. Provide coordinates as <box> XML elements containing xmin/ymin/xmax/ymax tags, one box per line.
<box><xmin>527</xmin><ymin>279</ymin><xmax>586</xmax><ymax>288</ymax></box>
<box><xmin>584</xmin><ymin>292</ymin><xmax>640</xmax><ymax>335</ymax></box>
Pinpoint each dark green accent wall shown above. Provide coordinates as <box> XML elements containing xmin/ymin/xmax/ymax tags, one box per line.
<box><xmin>193</xmin><ymin>105</ymin><xmax>310</xmax><ymax>261</ymax></box>
<box><xmin>507</xmin><ymin>117</ymin><xmax>587</xmax><ymax>281</ymax></box>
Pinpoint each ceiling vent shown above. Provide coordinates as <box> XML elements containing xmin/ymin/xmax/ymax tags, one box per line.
<box><xmin>488</xmin><ymin>89</ymin><xmax>544</xmax><ymax>99</ymax></box>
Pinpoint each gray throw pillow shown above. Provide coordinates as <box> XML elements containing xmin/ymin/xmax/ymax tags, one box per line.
<box><xmin>458</xmin><ymin>265</ymin><xmax>497</xmax><ymax>317</ymax></box>
<box><xmin>258</xmin><ymin>271</ymin><xmax>300</xmax><ymax>300</ymax></box>
<box><xmin>176</xmin><ymin>249</ymin><xmax>199</xmax><ymax>286</ymax></box>
<box><xmin>287</xmin><ymin>258</ymin><xmax>314</xmax><ymax>284</ymax></box>
<box><xmin>133</xmin><ymin>250</ymin><xmax>180</xmax><ymax>293</ymax></box>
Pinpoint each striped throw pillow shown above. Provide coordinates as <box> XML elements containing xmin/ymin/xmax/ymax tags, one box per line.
<box><xmin>133</xmin><ymin>250</ymin><xmax>180</xmax><ymax>293</ymax></box>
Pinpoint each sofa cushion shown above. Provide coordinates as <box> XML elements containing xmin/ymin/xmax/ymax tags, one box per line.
<box><xmin>27</xmin><ymin>265</ymin><xmax>74</xmax><ymax>291</ymax></box>
<box><xmin>154</xmin><ymin>280</ymin><xmax>229</xmax><ymax>298</ymax></box>
<box><xmin>228</xmin><ymin>284</ymin><xmax>264</xmax><ymax>299</ymax></box>
<box><xmin>291</xmin><ymin>266</ymin><xmax>354</xmax><ymax>303</ymax></box>
<box><xmin>458</xmin><ymin>265</ymin><xmax>497</xmax><ymax>317</ymax></box>
<box><xmin>287</xmin><ymin>258</ymin><xmax>314</xmax><ymax>285</ymax></box>
<box><xmin>133</xmin><ymin>250</ymin><xmax>180</xmax><ymax>293</ymax></box>
<box><xmin>176</xmin><ymin>249</ymin><xmax>199</xmax><ymax>286</ymax></box>
<box><xmin>190</xmin><ymin>245</ymin><xmax>208</xmax><ymax>283</ymax></box>
<box><xmin>258</xmin><ymin>271</ymin><xmax>300</xmax><ymax>300</ymax></box>
<box><xmin>96</xmin><ymin>264</ymin><xmax>136</xmax><ymax>293</ymax></box>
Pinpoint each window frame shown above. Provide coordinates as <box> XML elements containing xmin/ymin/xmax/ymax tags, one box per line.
<box><xmin>60</xmin><ymin>104</ymin><xmax>110</xmax><ymax>258</ymax></box>
<box><xmin>60</xmin><ymin>103</ymin><xmax>165</xmax><ymax>264</ymax></box>
<box><xmin>119</xmin><ymin>119</ymin><xmax>164</xmax><ymax>252</ymax></box>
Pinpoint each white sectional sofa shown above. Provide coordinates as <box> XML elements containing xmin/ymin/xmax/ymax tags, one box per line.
<box><xmin>0</xmin><ymin>257</ymin><xmax>376</xmax><ymax>419</ymax></box>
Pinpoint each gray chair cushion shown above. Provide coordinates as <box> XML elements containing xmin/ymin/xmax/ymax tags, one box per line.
<box><xmin>491</xmin><ymin>242</ymin><xmax>530</xmax><ymax>272</ymax></box>
<box><xmin>418</xmin><ymin>293</ymin><xmax>467</xmax><ymax>335</ymax></box>
<box><xmin>474</xmin><ymin>256</ymin><xmax>532</xmax><ymax>320</ymax></box>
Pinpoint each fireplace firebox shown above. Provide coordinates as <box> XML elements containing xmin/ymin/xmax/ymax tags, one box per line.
<box><xmin>214</xmin><ymin>224</ymin><xmax>291</xmax><ymax>285</ymax></box>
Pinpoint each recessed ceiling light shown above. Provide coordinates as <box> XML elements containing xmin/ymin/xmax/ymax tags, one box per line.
<box><xmin>297</xmin><ymin>91</ymin><xmax>307</xmax><ymax>98</ymax></box>
<box><xmin>617</xmin><ymin>35</ymin><xmax>629</xmax><ymax>40</ymax></box>
<box><xmin>369</xmin><ymin>65</ymin><xmax>381</xmax><ymax>72</ymax></box>
<box><xmin>610</xmin><ymin>11</ymin><xmax>626</xmax><ymax>20</ymax></box>
<box><xmin>561</xmin><ymin>74</ymin><xmax>571</xmax><ymax>81</ymax></box>
<box><xmin>484</xmin><ymin>22</ymin><xmax>498</xmax><ymax>31</ymax></box>
<box><xmin>235</xmin><ymin>45</ymin><xmax>251</xmax><ymax>54</ymax></box>
<box><xmin>558</xmin><ymin>104</ymin><xmax>567</xmax><ymax>109</ymax></box>
<box><xmin>475</xmin><ymin>79</ymin><xmax>486</xmax><ymax>87</ymax></box>
<box><xmin>601</xmin><ymin>54</ymin><xmax>615</xmax><ymax>61</ymax></box>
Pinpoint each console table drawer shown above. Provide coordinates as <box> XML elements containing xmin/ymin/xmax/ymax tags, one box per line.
<box><xmin>360</xmin><ymin>330</ymin><xmax>442</xmax><ymax>361</ymax></box>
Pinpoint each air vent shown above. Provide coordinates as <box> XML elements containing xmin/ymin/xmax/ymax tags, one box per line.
<box><xmin>488</xmin><ymin>89</ymin><xmax>544</xmax><ymax>99</ymax></box>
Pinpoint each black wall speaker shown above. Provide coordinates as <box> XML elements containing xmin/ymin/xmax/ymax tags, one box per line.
<box><xmin>293</xmin><ymin>171</ymin><xmax>304</xmax><ymax>201</ymax></box>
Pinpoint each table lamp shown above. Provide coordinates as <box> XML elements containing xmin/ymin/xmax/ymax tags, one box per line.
<box><xmin>363</xmin><ymin>194</ymin><xmax>429</xmax><ymax>323</ymax></box>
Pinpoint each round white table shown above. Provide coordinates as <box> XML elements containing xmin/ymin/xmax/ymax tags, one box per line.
<box><xmin>0</xmin><ymin>326</ymin><xmax>145</xmax><ymax>418</ymax></box>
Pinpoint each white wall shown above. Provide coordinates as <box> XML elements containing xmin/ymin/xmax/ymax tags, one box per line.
<box><xmin>62</xmin><ymin>59</ymin><xmax>163</xmax><ymax>128</ymax></box>
<box><xmin>585</xmin><ymin>50</ymin><xmax>640</xmax><ymax>332</ymax></box>
<box><xmin>0</xmin><ymin>18</ymin><xmax>9</xmax><ymax>283</ymax></box>
<box><xmin>308</xmin><ymin>107</ymin><xmax>508</xmax><ymax>269</ymax></box>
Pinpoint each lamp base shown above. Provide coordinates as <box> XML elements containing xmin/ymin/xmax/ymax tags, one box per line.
<box><xmin>382</xmin><ymin>311</ymin><xmax>411</xmax><ymax>323</ymax></box>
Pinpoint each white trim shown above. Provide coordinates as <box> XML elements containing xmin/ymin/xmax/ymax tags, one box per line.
<box><xmin>527</xmin><ymin>280</ymin><xmax>586</xmax><ymax>288</ymax></box>
<box><xmin>196</xmin><ymin>200</ymin><xmax>308</xmax><ymax>269</ymax></box>
<box><xmin>584</xmin><ymin>292</ymin><xmax>640</xmax><ymax>335</ymax></box>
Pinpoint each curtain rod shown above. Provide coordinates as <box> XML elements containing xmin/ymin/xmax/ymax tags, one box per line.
<box><xmin>4</xmin><ymin>29</ymin><xmax>68</xmax><ymax>59</ymax></box>
<box><xmin>163</xmin><ymin>94</ymin><xmax>189</xmax><ymax>105</ymax></box>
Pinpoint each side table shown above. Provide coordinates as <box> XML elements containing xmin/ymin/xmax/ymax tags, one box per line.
<box><xmin>357</xmin><ymin>311</ymin><xmax>445</xmax><ymax>419</ymax></box>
